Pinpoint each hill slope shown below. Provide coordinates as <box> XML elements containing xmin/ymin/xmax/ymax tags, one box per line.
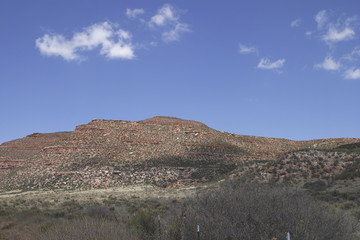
<box><xmin>0</xmin><ymin>116</ymin><xmax>359</xmax><ymax>191</ymax></box>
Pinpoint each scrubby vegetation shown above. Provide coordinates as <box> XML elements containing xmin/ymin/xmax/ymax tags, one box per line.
<box><xmin>1</xmin><ymin>181</ymin><xmax>357</xmax><ymax>240</ymax></box>
<box><xmin>1</xmin><ymin>117</ymin><xmax>358</xmax><ymax>191</ymax></box>
<box><xmin>179</xmin><ymin>182</ymin><xmax>358</xmax><ymax>240</ymax></box>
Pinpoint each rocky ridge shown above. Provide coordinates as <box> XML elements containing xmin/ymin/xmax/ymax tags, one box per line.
<box><xmin>0</xmin><ymin>116</ymin><xmax>359</xmax><ymax>191</ymax></box>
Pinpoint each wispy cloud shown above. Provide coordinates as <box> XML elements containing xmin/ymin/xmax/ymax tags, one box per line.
<box><xmin>313</xmin><ymin>10</ymin><xmax>358</xmax><ymax>44</ymax></box>
<box><xmin>341</xmin><ymin>46</ymin><xmax>360</xmax><ymax>62</ymax></box>
<box><xmin>257</xmin><ymin>58</ymin><xmax>285</xmax><ymax>70</ymax></box>
<box><xmin>162</xmin><ymin>23</ymin><xmax>190</xmax><ymax>42</ymax></box>
<box><xmin>36</xmin><ymin>22</ymin><xmax>135</xmax><ymax>61</ymax></box>
<box><xmin>344</xmin><ymin>68</ymin><xmax>360</xmax><ymax>79</ymax></box>
<box><xmin>149</xmin><ymin>4</ymin><xmax>178</xmax><ymax>27</ymax></box>
<box><xmin>315</xmin><ymin>56</ymin><xmax>341</xmax><ymax>70</ymax></box>
<box><xmin>149</xmin><ymin>4</ymin><xmax>189</xmax><ymax>42</ymax></box>
<box><xmin>290</xmin><ymin>18</ymin><xmax>302</xmax><ymax>28</ymax></box>
<box><xmin>238</xmin><ymin>43</ymin><xmax>258</xmax><ymax>55</ymax></box>
<box><xmin>310</xmin><ymin>10</ymin><xmax>360</xmax><ymax>79</ymax></box>
<box><xmin>315</xmin><ymin>10</ymin><xmax>328</xmax><ymax>29</ymax></box>
<box><xmin>343</xmin><ymin>47</ymin><xmax>360</xmax><ymax>61</ymax></box>
<box><xmin>126</xmin><ymin>8</ymin><xmax>145</xmax><ymax>19</ymax></box>
<box><xmin>322</xmin><ymin>26</ymin><xmax>355</xmax><ymax>42</ymax></box>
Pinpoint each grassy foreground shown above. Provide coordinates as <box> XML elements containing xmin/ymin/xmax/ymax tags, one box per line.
<box><xmin>0</xmin><ymin>181</ymin><xmax>359</xmax><ymax>240</ymax></box>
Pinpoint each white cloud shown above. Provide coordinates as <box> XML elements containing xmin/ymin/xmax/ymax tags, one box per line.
<box><xmin>344</xmin><ymin>68</ymin><xmax>360</xmax><ymax>79</ymax></box>
<box><xmin>342</xmin><ymin>46</ymin><xmax>360</xmax><ymax>61</ymax></box>
<box><xmin>126</xmin><ymin>8</ymin><xmax>145</xmax><ymax>19</ymax></box>
<box><xmin>36</xmin><ymin>22</ymin><xmax>135</xmax><ymax>61</ymax></box>
<box><xmin>305</xmin><ymin>31</ymin><xmax>312</xmax><ymax>37</ymax></box>
<box><xmin>290</xmin><ymin>18</ymin><xmax>302</xmax><ymax>28</ymax></box>
<box><xmin>238</xmin><ymin>43</ymin><xmax>258</xmax><ymax>55</ymax></box>
<box><xmin>315</xmin><ymin>10</ymin><xmax>328</xmax><ymax>29</ymax></box>
<box><xmin>36</xmin><ymin>34</ymin><xmax>79</xmax><ymax>61</ymax></box>
<box><xmin>310</xmin><ymin>11</ymin><xmax>360</xmax><ymax>79</ymax></box>
<box><xmin>257</xmin><ymin>58</ymin><xmax>285</xmax><ymax>70</ymax></box>
<box><xmin>149</xmin><ymin>4</ymin><xmax>189</xmax><ymax>42</ymax></box>
<box><xmin>149</xmin><ymin>4</ymin><xmax>178</xmax><ymax>27</ymax></box>
<box><xmin>315</xmin><ymin>56</ymin><xmax>341</xmax><ymax>70</ymax></box>
<box><xmin>162</xmin><ymin>23</ymin><xmax>190</xmax><ymax>42</ymax></box>
<box><xmin>322</xmin><ymin>26</ymin><xmax>355</xmax><ymax>42</ymax></box>
<box><xmin>314</xmin><ymin>11</ymin><xmax>358</xmax><ymax>44</ymax></box>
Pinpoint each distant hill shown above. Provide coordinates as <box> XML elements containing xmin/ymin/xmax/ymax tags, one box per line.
<box><xmin>0</xmin><ymin>116</ymin><xmax>359</xmax><ymax>191</ymax></box>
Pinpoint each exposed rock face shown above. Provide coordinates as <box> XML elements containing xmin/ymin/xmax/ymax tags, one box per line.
<box><xmin>0</xmin><ymin>116</ymin><xmax>359</xmax><ymax>191</ymax></box>
<box><xmin>0</xmin><ymin>132</ymin><xmax>72</xmax><ymax>176</ymax></box>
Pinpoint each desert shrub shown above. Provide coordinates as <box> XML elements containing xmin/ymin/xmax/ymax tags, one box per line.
<box><xmin>335</xmin><ymin>158</ymin><xmax>360</xmax><ymax>180</ymax></box>
<box><xmin>30</xmin><ymin>182</ymin><xmax>360</xmax><ymax>240</ymax></box>
<box><xmin>85</xmin><ymin>205</ymin><xmax>114</xmax><ymax>220</ymax></box>
<box><xmin>126</xmin><ymin>208</ymin><xmax>156</xmax><ymax>237</ymax></box>
<box><xmin>1</xmin><ymin>222</ymin><xmax>16</xmax><ymax>230</ymax></box>
<box><xmin>36</xmin><ymin>217</ymin><xmax>139</xmax><ymax>240</ymax></box>
<box><xmin>166</xmin><ymin>218</ymin><xmax>182</xmax><ymax>240</ymax></box>
<box><xmin>177</xmin><ymin>182</ymin><xmax>358</xmax><ymax>240</ymax></box>
<box><xmin>335</xmin><ymin>142</ymin><xmax>360</xmax><ymax>152</ymax></box>
<box><xmin>340</xmin><ymin>201</ymin><xmax>356</xmax><ymax>210</ymax></box>
<box><xmin>0</xmin><ymin>207</ymin><xmax>8</xmax><ymax>216</ymax></box>
<box><xmin>304</xmin><ymin>180</ymin><xmax>327</xmax><ymax>191</ymax></box>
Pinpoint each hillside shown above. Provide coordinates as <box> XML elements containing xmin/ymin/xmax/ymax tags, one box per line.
<box><xmin>0</xmin><ymin>116</ymin><xmax>359</xmax><ymax>191</ymax></box>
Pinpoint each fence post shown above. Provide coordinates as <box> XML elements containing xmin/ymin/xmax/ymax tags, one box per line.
<box><xmin>287</xmin><ymin>232</ymin><xmax>290</xmax><ymax>240</ymax></box>
<box><xmin>158</xmin><ymin>215</ymin><xmax>161</xmax><ymax>240</ymax></box>
<box><xmin>197</xmin><ymin>225</ymin><xmax>200</xmax><ymax>240</ymax></box>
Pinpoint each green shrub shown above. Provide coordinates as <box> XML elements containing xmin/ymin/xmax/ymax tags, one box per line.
<box><xmin>85</xmin><ymin>205</ymin><xmax>113</xmax><ymax>220</ymax></box>
<box><xmin>303</xmin><ymin>180</ymin><xmax>327</xmax><ymax>191</ymax></box>
<box><xmin>126</xmin><ymin>209</ymin><xmax>156</xmax><ymax>237</ymax></box>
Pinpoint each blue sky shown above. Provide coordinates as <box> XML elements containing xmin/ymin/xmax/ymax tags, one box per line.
<box><xmin>1</xmin><ymin>0</ymin><xmax>360</xmax><ymax>144</ymax></box>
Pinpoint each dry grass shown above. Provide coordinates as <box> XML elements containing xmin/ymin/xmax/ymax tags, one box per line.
<box><xmin>0</xmin><ymin>181</ymin><xmax>359</xmax><ymax>240</ymax></box>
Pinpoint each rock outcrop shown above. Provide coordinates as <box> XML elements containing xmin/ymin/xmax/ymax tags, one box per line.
<box><xmin>0</xmin><ymin>116</ymin><xmax>359</xmax><ymax>191</ymax></box>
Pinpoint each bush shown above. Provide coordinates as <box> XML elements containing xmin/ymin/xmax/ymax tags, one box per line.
<box><xmin>178</xmin><ymin>182</ymin><xmax>358</xmax><ymax>240</ymax></box>
<box><xmin>85</xmin><ymin>205</ymin><xmax>114</xmax><ymax>220</ymax></box>
<box><xmin>304</xmin><ymin>180</ymin><xmax>327</xmax><ymax>191</ymax></box>
<box><xmin>34</xmin><ymin>182</ymin><xmax>359</xmax><ymax>240</ymax></box>
<box><xmin>126</xmin><ymin>209</ymin><xmax>156</xmax><ymax>237</ymax></box>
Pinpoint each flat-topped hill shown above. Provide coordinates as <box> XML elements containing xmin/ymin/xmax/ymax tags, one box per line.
<box><xmin>0</xmin><ymin>117</ymin><xmax>359</xmax><ymax>191</ymax></box>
